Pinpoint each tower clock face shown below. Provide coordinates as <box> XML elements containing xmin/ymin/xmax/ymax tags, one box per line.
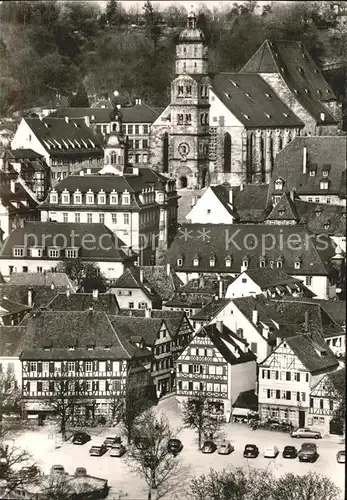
<box><xmin>178</xmin><ymin>142</ymin><xmax>190</xmax><ymax>157</ymax></box>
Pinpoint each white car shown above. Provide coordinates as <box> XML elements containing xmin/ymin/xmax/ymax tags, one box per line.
<box><xmin>263</xmin><ymin>445</ymin><xmax>279</xmax><ymax>458</ymax></box>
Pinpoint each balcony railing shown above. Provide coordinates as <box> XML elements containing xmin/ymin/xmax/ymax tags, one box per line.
<box><xmin>178</xmin><ymin>373</ymin><xmax>226</xmax><ymax>381</ymax></box>
<box><xmin>23</xmin><ymin>371</ymin><xmax>123</xmax><ymax>378</ymax></box>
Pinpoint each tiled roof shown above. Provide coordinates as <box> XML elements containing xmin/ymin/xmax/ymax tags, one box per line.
<box><xmin>166</xmin><ymin>274</ymin><xmax>236</xmax><ymax>306</ymax></box>
<box><xmin>0</xmin><ymin>222</ymin><xmax>132</xmax><ymax>262</ymax></box>
<box><xmin>167</xmin><ymin>224</ymin><xmax>336</xmax><ymax>276</ymax></box>
<box><xmin>0</xmin><ymin>326</ymin><xmax>27</xmax><ymax>356</ymax></box>
<box><xmin>209</xmin><ymin>184</ymin><xmax>270</xmax><ymax>223</ymax></box>
<box><xmin>241</xmin><ymin>40</ymin><xmax>338</xmax><ymax>124</ymax></box>
<box><xmin>0</xmin><ymin>179</ymin><xmax>39</xmax><ymax>212</ymax></box>
<box><xmin>191</xmin><ymin>298</ymin><xmax>231</xmax><ymax>320</ymax></box>
<box><xmin>10</xmin><ymin>149</ymin><xmax>44</xmax><ymax>160</ymax></box>
<box><xmin>178</xmin><ymin>274</ymin><xmax>235</xmax><ymax>293</ymax></box>
<box><xmin>7</xmin><ymin>272</ymin><xmax>73</xmax><ymax>288</ymax></box>
<box><xmin>266</xmin><ymin>192</ymin><xmax>300</xmax><ymax>222</ymax></box>
<box><xmin>285</xmin><ymin>334</ymin><xmax>339</xmax><ymax>374</ymax></box>
<box><xmin>139</xmin><ymin>266</ymin><xmax>183</xmax><ymax>301</ymax></box>
<box><xmin>241</xmin><ymin>268</ymin><xmax>313</xmax><ymax>292</ymax></box>
<box><xmin>20</xmin><ymin>310</ymin><xmax>135</xmax><ymax>360</ymax></box>
<box><xmin>0</xmin><ymin>284</ymin><xmax>69</xmax><ymax>309</ymax></box>
<box><xmin>294</xmin><ymin>200</ymin><xmax>346</xmax><ymax>236</ymax></box>
<box><xmin>52</xmin><ymin>103</ymin><xmax>162</xmax><ymax>124</ymax></box>
<box><xmin>0</xmin><ymin>296</ymin><xmax>30</xmax><ymax>316</ymax></box>
<box><xmin>46</xmin><ymin>292</ymin><xmax>120</xmax><ymax>315</ymax></box>
<box><xmin>24</xmin><ymin>117</ymin><xmax>103</xmax><ymax>158</ymax></box>
<box><xmin>111</xmin><ymin>267</ymin><xmax>161</xmax><ymax>304</ymax></box>
<box><xmin>270</xmin><ymin>136</ymin><xmax>347</xmax><ymax>196</ymax></box>
<box><xmin>110</xmin><ymin>316</ymin><xmax>163</xmax><ymax>346</ymax></box>
<box><xmin>278</xmin><ymin>297</ymin><xmax>346</xmax><ymax>327</ymax></box>
<box><xmin>212</xmin><ymin>73</ymin><xmax>304</xmax><ymax>128</ymax></box>
<box><xmin>232</xmin><ymin>389</ymin><xmax>258</xmax><ymax>410</ymax></box>
<box><xmin>199</xmin><ymin>323</ymin><xmax>256</xmax><ymax>365</ymax></box>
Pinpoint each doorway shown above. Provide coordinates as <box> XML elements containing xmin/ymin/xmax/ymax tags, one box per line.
<box><xmin>298</xmin><ymin>410</ymin><xmax>305</xmax><ymax>427</ymax></box>
<box><xmin>178</xmin><ymin>176</ymin><xmax>187</xmax><ymax>188</ymax></box>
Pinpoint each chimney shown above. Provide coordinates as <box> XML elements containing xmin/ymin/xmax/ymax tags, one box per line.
<box><xmin>10</xmin><ymin>179</ymin><xmax>16</xmax><ymax>193</ymax></box>
<box><xmin>240</xmin><ymin>183</ymin><xmax>244</xmax><ymax>191</ymax></box>
<box><xmin>219</xmin><ymin>280</ymin><xmax>223</xmax><ymax>299</ymax></box>
<box><xmin>139</xmin><ymin>269</ymin><xmax>144</xmax><ymax>283</ymax></box>
<box><xmin>66</xmin><ymin>287</ymin><xmax>70</xmax><ymax>298</ymax></box>
<box><xmin>228</xmin><ymin>189</ymin><xmax>233</xmax><ymax>208</ymax></box>
<box><xmin>166</xmin><ymin>263</ymin><xmax>171</xmax><ymax>277</ymax></box>
<box><xmin>304</xmin><ymin>311</ymin><xmax>309</xmax><ymax>332</ymax></box>
<box><xmin>145</xmin><ymin>308</ymin><xmax>152</xmax><ymax>318</ymax></box>
<box><xmin>92</xmin><ymin>289</ymin><xmax>99</xmax><ymax>300</ymax></box>
<box><xmin>216</xmin><ymin>320</ymin><xmax>223</xmax><ymax>333</ymax></box>
<box><xmin>64</xmin><ymin>116</ymin><xmax>69</xmax><ymax>123</ymax></box>
<box><xmin>252</xmin><ymin>308</ymin><xmax>258</xmax><ymax>325</ymax></box>
<box><xmin>27</xmin><ymin>288</ymin><xmax>33</xmax><ymax>307</ymax></box>
<box><xmin>303</xmin><ymin>146</ymin><xmax>307</xmax><ymax>174</ymax></box>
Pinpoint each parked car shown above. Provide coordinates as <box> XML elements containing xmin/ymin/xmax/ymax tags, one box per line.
<box><xmin>50</xmin><ymin>465</ymin><xmax>66</xmax><ymax>475</ymax></box>
<box><xmin>201</xmin><ymin>441</ymin><xmax>217</xmax><ymax>454</ymax></box>
<box><xmin>263</xmin><ymin>445</ymin><xmax>279</xmax><ymax>458</ymax></box>
<box><xmin>218</xmin><ymin>441</ymin><xmax>234</xmax><ymax>455</ymax></box>
<box><xmin>103</xmin><ymin>436</ymin><xmax>121</xmax><ymax>448</ymax></box>
<box><xmin>243</xmin><ymin>444</ymin><xmax>259</xmax><ymax>458</ymax></box>
<box><xmin>75</xmin><ymin>467</ymin><xmax>87</xmax><ymax>477</ymax></box>
<box><xmin>89</xmin><ymin>443</ymin><xmax>108</xmax><ymax>457</ymax></box>
<box><xmin>336</xmin><ymin>450</ymin><xmax>345</xmax><ymax>463</ymax></box>
<box><xmin>298</xmin><ymin>442</ymin><xmax>319</xmax><ymax>462</ymax></box>
<box><xmin>291</xmin><ymin>428</ymin><xmax>321</xmax><ymax>439</ymax></box>
<box><xmin>167</xmin><ymin>438</ymin><xmax>183</xmax><ymax>455</ymax></box>
<box><xmin>110</xmin><ymin>443</ymin><xmax>126</xmax><ymax>457</ymax></box>
<box><xmin>282</xmin><ymin>445</ymin><xmax>298</xmax><ymax>459</ymax></box>
<box><xmin>72</xmin><ymin>432</ymin><xmax>91</xmax><ymax>445</ymax></box>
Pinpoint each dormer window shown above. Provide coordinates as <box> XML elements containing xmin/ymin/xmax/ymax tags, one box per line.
<box><xmin>74</xmin><ymin>191</ymin><xmax>82</xmax><ymax>204</ymax></box>
<box><xmin>259</xmin><ymin>257</ymin><xmax>266</xmax><ymax>268</ymax></box>
<box><xmin>225</xmin><ymin>256</ymin><xmax>232</xmax><ymax>268</ymax></box>
<box><xmin>278</xmin><ymin>209</ymin><xmax>285</xmax><ymax>216</ymax></box>
<box><xmin>65</xmin><ymin>248</ymin><xmax>79</xmax><ymax>259</ymax></box>
<box><xmin>320</xmin><ymin>180</ymin><xmax>329</xmax><ymax>190</ymax></box>
<box><xmin>324</xmin><ymin>220</ymin><xmax>331</xmax><ymax>230</ymax></box>
<box><xmin>48</xmin><ymin>247</ymin><xmax>60</xmax><ymax>258</ymax></box>
<box><xmin>193</xmin><ymin>256</ymin><xmax>200</xmax><ymax>267</ymax></box>
<box><xmin>322</xmin><ymin>170</ymin><xmax>329</xmax><ymax>177</ymax></box>
<box><xmin>209</xmin><ymin>255</ymin><xmax>216</xmax><ymax>267</ymax></box>
<box><xmin>50</xmin><ymin>192</ymin><xmax>58</xmax><ymax>203</ymax></box>
<box><xmin>177</xmin><ymin>257</ymin><xmax>183</xmax><ymax>267</ymax></box>
<box><xmin>87</xmin><ymin>345</ymin><xmax>94</xmax><ymax>351</ymax></box>
<box><xmin>315</xmin><ymin>208</ymin><xmax>322</xmax><ymax>217</ymax></box>
<box><xmin>294</xmin><ymin>258</ymin><xmax>301</xmax><ymax>270</ymax></box>
<box><xmin>110</xmin><ymin>192</ymin><xmax>118</xmax><ymax>204</ymax></box>
<box><xmin>122</xmin><ymin>193</ymin><xmax>130</xmax><ymax>205</ymax></box>
<box><xmin>13</xmin><ymin>246</ymin><xmax>25</xmax><ymax>257</ymax></box>
<box><xmin>62</xmin><ymin>191</ymin><xmax>70</xmax><ymax>204</ymax></box>
<box><xmin>242</xmin><ymin>259</ymin><xmax>248</xmax><ymax>269</ymax></box>
<box><xmin>68</xmin><ymin>346</ymin><xmax>75</xmax><ymax>351</ymax></box>
<box><xmin>86</xmin><ymin>191</ymin><xmax>94</xmax><ymax>204</ymax></box>
<box><xmin>98</xmin><ymin>192</ymin><xmax>106</xmax><ymax>204</ymax></box>
<box><xmin>276</xmin><ymin>257</ymin><xmax>284</xmax><ymax>268</ymax></box>
<box><xmin>275</xmin><ymin>179</ymin><xmax>284</xmax><ymax>190</ymax></box>
<box><xmin>309</xmin><ymin>170</ymin><xmax>316</xmax><ymax>177</ymax></box>
<box><xmin>269</xmin><ymin>261</ymin><xmax>274</xmax><ymax>268</ymax></box>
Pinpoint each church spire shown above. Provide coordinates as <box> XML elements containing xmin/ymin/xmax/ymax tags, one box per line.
<box><xmin>187</xmin><ymin>6</ymin><xmax>197</xmax><ymax>29</ymax></box>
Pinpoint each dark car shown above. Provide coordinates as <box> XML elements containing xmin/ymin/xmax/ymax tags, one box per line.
<box><xmin>75</xmin><ymin>467</ymin><xmax>87</xmax><ymax>477</ymax></box>
<box><xmin>89</xmin><ymin>443</ymin><xmax>108</xmax><ymax>457</ymax></box>
<box><xmin>282</xmin><ymin>445</ymin><xmax>298</xmax><ymax>459</ymax></box>
<box><xmin>243</xmin><ymin>444</ymin><xmax>259</xmax><ymax>458</ymax></box>
<box><xmin>167</xmin><ymin>439</ymin><xmax>183</xmax><ymax>455</ymax></box>
<box><xmin>103</xmin><ymin>436</ymin><xmax>121</xmax><ymax>448</ymax></box>
<box><xmin>336</xmin><ymin>450</ymin><xmax>345</xmax><ymax>463</ymax></box>
<box><xmin>72</xmin><ymin>432</ymin><xmax>91</xmax><ymax>445</ymax></box>
<box><xmin>201</xmin><ymin>441</ymin><xmax>217</xmax><ymax>454</ymax></box>
<box><xmin>298</xmin><ymin>442</ymin><xmax>318</xmax><ymax>463</ymax></box>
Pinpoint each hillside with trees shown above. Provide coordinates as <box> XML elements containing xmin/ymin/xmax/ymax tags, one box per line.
<box><xmin>0</xmin><ymin>1</ymin><xmax>346</xmax><ymax>116</ymax></box>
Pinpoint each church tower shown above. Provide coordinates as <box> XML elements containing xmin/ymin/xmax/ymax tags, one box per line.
<box><xmin>169</xmin><ymin>8</ymin><xmax>211</xmax><ymax>189</ymax></box>
<box><xmin>102</xmin><ymin>105</ymin><xmax>129</xmax><ymax>174</ymax></box>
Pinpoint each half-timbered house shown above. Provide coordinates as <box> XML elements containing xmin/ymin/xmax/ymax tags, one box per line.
<box><xmin>175</xmin><ymin>320</ymin><xmax>257</xmax><ymax>420</ymax></box>
<box><xmin>258</xmin><ymin>334</ymin><xmax>339</xmax><ymax>429</ymax></box>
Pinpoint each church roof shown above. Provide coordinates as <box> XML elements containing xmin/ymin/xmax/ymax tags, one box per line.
<box><xmin>212</xmin><ymin>73</ymin><xmax>304</xmax><ymax>128</ymax></box>
<box><xmin>240</xmin><ymin>40</ymin><xmax>337</xmax><ymax>124</ymax></box>
<box><xmin>266</xmin><ymin>192</ymin><xmax>300</xmax><ymax>222</ymax></box>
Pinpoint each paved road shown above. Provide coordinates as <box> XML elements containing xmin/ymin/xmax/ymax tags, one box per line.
<box><xmin>9</xmin><ymin>398</ymin><xmax>345</xmax><ymax>499</ymax></box>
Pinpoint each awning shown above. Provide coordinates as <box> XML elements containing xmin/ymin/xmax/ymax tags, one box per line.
<box><xmin>232</xmin><ymin>407</ymin><xmax>251</xmax><ymax>417</ymax></box>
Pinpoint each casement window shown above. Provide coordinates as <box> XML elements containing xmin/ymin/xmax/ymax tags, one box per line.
<box><xmin>177</xmin><ymin>258</ymin><xmax>183</xmax><ymax>267</ymax></box>
<box><xmin>68</xmin><ymin>362</ymin><xmax>75</xmax><ymax>372</ymax></box>
<box><xmin>294</xmin><ymin>372</ymin><xmax>301</xmax><ymax>382</ymax></box>
<box><xmin>286</xmin><ymin>371</ymin><xmax>291</xmax><ymax>381</ymax></box>
<box><xmin>74</xmin><ymin>193</ymin><xmax>82</xmax><ymax>204</ymax></box>
<box><xmin>65</xmin><ymin>248</ymin><xmax>78</xmax><ymax>258</ymax></box>
<box><xmin>75</xmin><ymin>213</ymin><xmax>80</xmax><ymax>223</ymax></box>
<box><xmin>305</xmin><ymin>277</ymin><xmax>312</xmax><ymax>286</ymax></box>
<box><xmin>28</xmin><ymin>362</ymin><xmax>37</xmax><ymax>372</ymax></box>
<box><xmin>50</xmin><ymin>193</ymin><xmax>58</xmax><ymax>203</ymax></box>
<box><xmin>85</xmin><ymin>361</ymin><xmax>92</xmax><ymax>372</ymax></box>
<box><xmin>87</xmin><ymin>213</ymin><xmax>93</xmax><ymax>223</ymax></box>
<box><xmin>13</xmin><ymin>247</ymin><xmax>25</xmax><ymax>257</ymax></box>
<box><xmin>62</xmin><ymin>193</ymin><xmax>70</xmax><ymax>204</ymax></box>
<box><xmin>110</xmin><ymin>194</ymin><xmax>118</xmax><ymax>204</ymax></box>
<box><xmin>124</xmin><ymin>213</ymin><xmax>130</xmax><ymax>225</ymax></box>
<box><xmin>98</xmin><ymin>193</ymin><xmax>106</xmax><ymax>204</ymax></box>
<box><xmin>99</xmin><ymin>213</ymin><xmax>105</xmax><ymax>224</ymax></box>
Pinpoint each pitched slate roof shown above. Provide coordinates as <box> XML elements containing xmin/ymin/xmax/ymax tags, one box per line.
<box><xmin>167</xmin><ymin>224</ymin><xmax>336</xmax><ymax>276</ymax></box>
<box><xmin>0</xmin><ymin>297</ymin><xmax>30</xmax><ymax>316</ymax></box>
<box><xmin>7</xmin><ymin>272</ymin><xmax>73</xmax><ymax>288</ymax></box>
<box><xmin>138</xmin><ymin>266</ymin><xmax>183</xmax><ymax>301</ymax></box>
<box><xmin>0</xmin><ymin>222</ymin><xmax>132</xmax><ymax>263</ymax></box>
<box><xmin>199</xmin><ymin>323</ymin><xmax>256</xmax><ymax>365</ymax></box>
<box><xmin>111</xmin><ymin>267</ymin><xmax>161</xmax><ymax>304</ymax></box>
<box><xmin>294</xmin><ymin>201</ymin><xmax>346</xmax><ymax>236</ymax></box>
<box><xmin>241</xmin><ymin>40</ymin><xmax>338</xmax><ymax>124</ymax></box>
<box><xmin>10</xmin><ymin>149</ymin><xmax>44</xmax><ymax>160</ymax></box>
<box><xmin>285</xmin><ymin>335</ymin><xmax>339</xmax><ymax>374</ymax></box>
<box><xmin>24</xmin><ymin>117</ymin><xmax>103</xmax><ymax>158</ymax></box>
<box><xmin>266</xmin><ymin>192</ymin><xmax>300</xmax><ymax>222</ymax></box>
<box><xmin>212</xmin><ymin>73</ymin><xmax>304</xmax><ymax>128</ymax></box>
<box><xmin>20</xmin><ymin>310</ymin><xmax>135</xmax><ymax>360</ymax></box>
<box><xmin>110</xmin><ymin>316</ymin><xmax>163</xmax><ymax>346</ymax></box>
<box><xmin>191</xmin><ymin>298</ymin><xmax>231</xmax><ymax>321</ymax></box>
<box><xmin>270</xmin><ymin>136</ymin><xmax>347</xmax><ymax>197</ymax></box>
<box><xmin>209</xmin><ymin>184</ymin><xmax>271</xmax><ymax>223</ymax></box>
<box><xmin>242</xmin><ymin>268</ymin><xmax>310</xmax><ymax>291</ymax></box>
<box><xmin>46</xmin><ymin>292</ymin><xmax>120</xmax><ymax>315</ymax></box>
<box><xmin>0</xmin><ymin>284</ymin><xmax>67</xmax><ymax>309</ymax></box>
<box><xmin>52</xmin><ymin>102</ymin><xmax>162</xmax><ymax>124</ymax></box>
<box><xmin>0</xmin><ymin>326</ymin><xmax>27</xmax><ymax>356</ymax></box>
<box><xmin>279</xmin><ymin>297</ymin><xmax>346</xmax><ymax>327</ymax></box>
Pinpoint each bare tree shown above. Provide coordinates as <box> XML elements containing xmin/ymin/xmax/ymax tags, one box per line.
<box><xmin>127</xmin><ymin>410</ymin><xmax>186</xmax><ymax>500</ymax></box>
<box><xmin>0</xmin><ymin>366</ymin><xmax>21</xmax><ymax>422</ymax></box>
<box><xmin>274</xmin><ymin>471</ymin><xmax>341</xmax><ymax>500</ymax></box>
<box><xmin>181</xmin><ymin>395</ymin><xmax>221</xmax><ymax>449</ymax></box>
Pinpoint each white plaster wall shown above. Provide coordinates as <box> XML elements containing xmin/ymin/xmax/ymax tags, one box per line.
<box><xmin>11</xmin><ymin>119</ymin><xmax>50</xmax><ymax>165</ymax></box>
<box><xmin>186</xmin><ymin>187</ymin><xmax>235</xmax><ymax>224</ymax></box>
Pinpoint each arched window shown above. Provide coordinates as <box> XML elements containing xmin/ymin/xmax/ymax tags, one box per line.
<box><xmin>111</xmin><ymin>153</ymin><xmax>117</xmax><ymax>164</ymax></box>
<box><xmin>163</xmin><ymin>133</ymin><xmax>169</xmax><ymax>173</ymax></box>
<box><xmin>223</xmin><ymin>133</ymin><xmax>231</xmax><ymax>173</ymax></box>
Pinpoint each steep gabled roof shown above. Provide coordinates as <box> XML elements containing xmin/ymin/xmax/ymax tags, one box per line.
<box><xmin>111</xmin><ymin>267</ymin><xmax>161</xmax><ymax>303</ymax></box>
<box><xmin>212</xmin><ymin>73</ymin><xmax>303</xmax><ymax>128</ymax></box>
<box><xmin>241</xmin><ymin>40</ymin><xmax>337</xmax><ymax>124</ymax></box>
<box><xmin>285</xmin><ymin>334</ymin><xmax>339</xmax><ymax>374</ymax></box>
<box><xmin>7</xmin><ymin>272</ymin><xmax>73</xmax><ymax>288</ymax></box>
<box><xmin>191</xmin><ymin>299</ymin><xmax>231</xmax><ymax>321</ymax></box>
<box><xmin>270</xmin><ymin>136</ymin><xmax>347</xmax><ymax>197</ymax></box>
<box><xmin>138</xmin><ymin>266</ymin><xmax>183</xmax><ymax>301</ymax></box>
<box><xmin>46</xmin><ymin>292</ymin><xmax>120</xmax><ymax>315</ymax></box>
<box><xmin>242</xmin><ymin>268</ymin><xmax>309</xmax><ymax>291</ymax></box>
<box><xmin>0</xmin><ymin>296</ymin><xmax>30</xmax><ymax>316</ymax></box>
<box><xmin>266</xmin><ymin>192</ymin><xmax>300</xmax><ymax>222</ymax></box>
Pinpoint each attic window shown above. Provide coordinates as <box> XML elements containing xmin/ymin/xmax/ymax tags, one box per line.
<box><xmin>269</xmin><ymin>261</ymin><xmax>274</xmax><ymax>268</ymax></box>
<box><xmin>315</xmin><ymin>208</ymin><xmax>322</xmax><ymax>217</ymax></box>
<box><xmin>294</xmin><ymin>260</ymin><xmax>301</xmax><ymax>270</ymax></box>
<box><xmin>230</xmin><ymin>80</ymin><xmax>238</xmax><ymax>87</ymax></box>
<box><xmin>193</xmin><ymin>257</ymin><xmax>199</xmax><ymax>267</ymax></box>
<box><xmin>104</xmin><ymin>345</ymin><xmax>111</xmax><ymax>351</ymax></box>
<box><xmin>177</xmin><ymin>258</ymin><xmax>183</xmax><ymax>267</ymax></box>
<box><xmin>68</xmin><ymin>346</ymin><xmax>75</xmax><ymax>351</ymax></box>
<box><xmin>259</xmin><ymin>258</ymin><xmax>266</xmax><ymax>268</ymax></box>
<box><xmin>275</xmin><ymin>179</ymin><xmax>284</xmax><ymax>190</ymax></box>
<box><xmin>297</xmin><ymin>66</ymin><xmax>303</xmax><ymax>73</ymax></box>
<box><xmin>265</xmin><ymin>92</ymin><xmax>272</xmax><ymax>99</ymax></box>
<box><xmin>265</xmin><ymin>113</ymin><xmax>271</xmax><ymax>119</ymax></box>
<box><xmin>245</xmin><ymin>92</ymin><xmax>251</xmax><ymax>98</ymax></box>
<box><xmin>320</xmin><ymin>180</ymin><xmax>329</xmax><ymax>190</ymax></box>
<box><xmin>326</xmin><ymin>89</ymin><xmax>330</xmax><ymax>94</ymax></box>
<box><xmin>242</xmin><ymin>260</ymin><xmax>248</xmax><ymax>269</ymax></box>
<box><xmin>243</xmin><ymin>114</ymin><xmax>250</xmax><ymax>120</ymax></box>
<box><xmin>225</xmin><ymin>257</ymin><xmax>232</xmax><ymax>268</ymax></box>
<box><xmin>87</xmin><ymin>345</ymin><xmax>94</xmax><ymax>351</ymax></box>
<box><xmin>324</xmin><ymin>220</ymin><xmax>331</xmax><ymax>229</ymax></box>
<box><xmin>282</xmin><ymin>113</ymin><xmax>289</xmax><ymax>118</ymax></box>
<box><xmin>224</xmin><ymin>92</ymin><xmax>232</xmax><ymax>99</ymax></box>
<box><xmin>276</xmin><ymin>259</ymin><xmax>283</xmax><ymax>268</ymax></box>
<box><xmin>278</xmin><ymin>209</ymin><xmax>285</xmax><ymax>216</ymax></box>
<box><xmin>294</xmin><ymin>89</ymin><xmax>299</xmax><ymax>94</ymax></box>
<box><xmin>209</xmin><ymin>256</ymin><xmax>216</xmax><ymax>267</ymax></box>
<box><xmin>317</xmin><ymin>90</ymin><xmax>322</xmax><ymax>95</ymax></box>
<box><xmin>309</xmin><ymin>170</ymin><xmax>316</xmax><ymax>177</ymax></box>
<box><xmin>304</xmin><ymin>89</ymin><xmax>310</xmax><ymax>94</ymax></box>
<box><xmin>280</xmin><ymin>67</ymin><xmax>285</xmax><ymax>72</ymax></box>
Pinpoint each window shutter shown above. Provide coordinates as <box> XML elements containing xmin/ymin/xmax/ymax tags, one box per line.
<box><xmin>188</xmin><ymin>365</ymin><xmax>193</xmax><ymax>373</ymax></box>
<box><xmin>95</xmin><ymin>381</ymin><xmax>99</xmax><ymax>391</ymax></box>
<box><xmin>37</xmin><ymin>382</ymin><xmax>42</xmax><ymax>392</ymax></box>
<box><xmin>93</xmin><ymin>361</ymin><xmax>98</xmax><ymax>372</ymax></box>
<box><xmin>49</xmin><ymin>362</ymin><xmax>54</xmax><ymax>372</ymax></box>
<box><xmin>267</xmin><ymin>389</ymin><xmax>270</xmax><ymax>398</ymax></box>
<box><xmin>275</xmin><ymin>371</ymin><xmax>279</xmax><ymax>380</ymax></box>
<box><xmin>37</xmin><ymin>362</ymin><xmax>42</xmax><ymax>373</ymax></box>
<box><xmin>276</xmin><ymin>389</ymin><xmax>280</xmax><ymax>399</ymax></box>
<box><xmin>286</xmin><ymin>391</ymin><xmax>291</xmax><ymax>400</ymax></box>
<box><xmin>75</xmin><ymin>362</ymin><xmax>80</xmax><ymax>372</ymax></box>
